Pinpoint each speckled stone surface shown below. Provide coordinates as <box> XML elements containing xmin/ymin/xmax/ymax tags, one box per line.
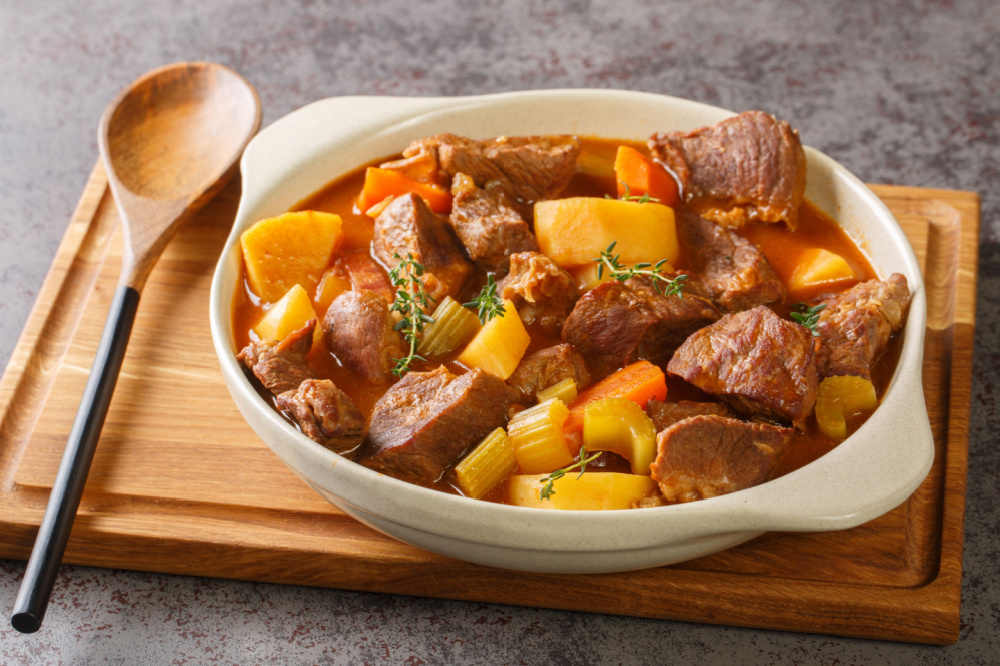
<box><xmin>1</xmin><ymin>0</ymin><xmax>997</xmax><ymax>663</ymax></box>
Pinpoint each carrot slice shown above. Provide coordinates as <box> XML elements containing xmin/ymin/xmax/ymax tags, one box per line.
<box><xmin>563</xmin><ymin>361</ymin><xmax>667</xmax><ymax>433</ymax></box>
<box><xmin>357</xmin><ymin>167</ymin><xmax>452</xmax><ymax>215</ymax></box>
<box><xmin>614</xmin><ymin>145</ymin><xmax>679</xmax><ymax>207</ymax></box>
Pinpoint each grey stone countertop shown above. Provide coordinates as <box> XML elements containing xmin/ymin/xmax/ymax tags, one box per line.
<box><xmin>1</xmin><ymin>1</ymin><xmax>997</xmax><ymax>663</ymax></box>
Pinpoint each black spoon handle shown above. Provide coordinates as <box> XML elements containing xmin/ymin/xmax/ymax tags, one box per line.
<box><xmin>10</xmin><ymin>285</ymin><xmax>141</xmax><ymax>634</ymax></box>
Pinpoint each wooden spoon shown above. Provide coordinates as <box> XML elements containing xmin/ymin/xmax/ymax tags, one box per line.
<box><xmin>11</xmin><ymin>62</ymin><xmax>261</xmax><ymax>634</ymax></box>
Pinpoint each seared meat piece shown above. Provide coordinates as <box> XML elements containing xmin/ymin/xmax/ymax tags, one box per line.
<box><xmin>675</xmin><ymin>212</ymin><xmax>785</xmax><ymax>311</ymax></box>
<box><xmin>667</xmin><ymin>306</ymin><xmax>818</xmax><ymax>425</ymax></box>
<box><xmin>651</xmin><ymin>415</ymin><xmax>794</xmax><ymax>503</ymax></box>
<box><xmin>237</xmin><ymin>320</ymin><xmax>317</xmax><ymax>395</ymax></box>
<box><xmin>275</xmin><ymin>379</ymin><xmax>367</xmax><ymax>459</ymax></box>
<box><xmin>645</xmin><ymin>399</ymin><xmax>737</xmax><ymax>432</ymax></box>
<box><xmin>562</xmin><ymin>276</ymin><xmax>721</xmax><ymax>378</ymax></box>
<box><xmin>324</xmin><ymin>290</ymin><xmax>406</xmax><ymax>385</ymax></box>
<box><xmin>649</xmin><ymin>111</ymin><xmax>807</xmax><ymax>229</ymax></box>
<box><xmin>815</xmin><ymin>274</ymin><xmax>911</xmax><ymax>382</ymax></box>
<box><xmin>373</xmin><ymin>193</ymin><xmax>473</xmax><ymax>302</ymax></box>
<box><xmin>506</xmin><ymin>343</ymin><xmax>591</xmax><ymax>403</ymax></box>
<box><xmin>363</xmin><ymin>366</ymin><xmax>517</xmax><ymax>485</ymax></box>
<box><xmin>500</xmin><ymin>251</ymin><xmax>579</xmax><ymax>330</ymax></box>
<box><xmin>449</xmin><ymin>172</ymin><xmax>539</xmax><ymax>274</ymax></box>
<box><xmin>403</xmin><ymin>133</ymin><xmax>581</xmax><ymax>208</ymax></box>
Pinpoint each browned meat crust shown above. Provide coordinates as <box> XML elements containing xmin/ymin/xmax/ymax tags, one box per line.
<box><xmin>651</xmin><ymin>415</ymin><xmax>794</xmax><ymax>502</ymax></box>
<box><xmin>649</xmin><ymin>111</ymin><xmax>806</xmax><ymax>229</ymax></box>
<box><xmin>237</xmin><ymin>320</ymin><xmax>317</xmax><ymax>395</ymax></box>
<box><xmin>563</xmin><ymin>276</ymin><xmax>721</xmax><ymax>378</ymax></box>
<box><xmin>499</xmin><ymin>251</ymin><xmax>579</xmax><ymax>330</ymax></box>
<box><xmin>275</xmin><ymin>379</ymin><xmax>367</xmax><ymax>459</ymax></box>
<box><xmin>506</xmin><ymin>343</ymin><xmax>591</xmax><ymax>403</ymax></box>
<box><xmin>373</xmin><ymin>193</ymin><xmax>473</xmax><ymax>302</ymax></box>
<box><xmin>814</xmin><ymin>274</ymin><xmax>911</xmax><ymax>382</ymax></box>
<box><xmin>645</xmin><ymin>399</ymin><xmax>737</xmax><ymax>433</ymax></box>
<box><xmin>675</xmin><ymin>212</ymin><xmax>786</xmax><ymax>311</ymax></box>
<box><xmin>667</xmin><ymin>306</ymin><xmax>819</xmax><ymax>425</ymax></box>
<box><xmin>324</xmin><ymin>290</ymin><xmax>406</xmax><ymax>385</ymax></box>
<box><xmin>362</xmin><ymin>367</ymin><xmax>517</xmax><ymax>485</ymax></box>
<box><xmin>448</xmin><ymin>173</ymin><xmax>539</xmax><ymax>275</ymax></box>
<box><xmin>403</xmin><ymin>133</ymin><xmax>581</xmax><ymax>208</ymax></box>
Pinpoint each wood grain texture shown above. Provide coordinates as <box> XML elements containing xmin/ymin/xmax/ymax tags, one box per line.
<box><xmin>0</xmin><ymin>172</ymin><xmax>977</xmax><ymax>644</ymax></box>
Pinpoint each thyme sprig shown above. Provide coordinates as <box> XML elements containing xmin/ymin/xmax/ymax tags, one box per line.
<box><xmin>790</xmin><ymin>302</ymin><xmax>827</xmax><ymax>337</ymax></box>
<box><xmin>539</xmin><ymin>446</ymin><xmax>603</xmax><ymax>501</ymax></box>
<box><xmin>605</xmin><ymin>182</ymin><xmax>662</xmax><ymax>204</ymax></box>
<box><xmin>388</xmin><ymin>253</ymin><xmax>436</xmax><ymax>376</ymax></box>
<box><xmin>463</xmin><ymin>274</ymin><xmax>506</xmax><ymax>324</ymax></box>
<box><xmin>595</xmin><ymin>241</ymin><xmax>687</xmax><ymax>298</ymax></box>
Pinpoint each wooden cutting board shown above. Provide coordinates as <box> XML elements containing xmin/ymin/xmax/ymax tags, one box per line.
<box><xmin>0</xmin><ymin>163</ymin><xmax>978</xmax><ymax>645</ymax></box>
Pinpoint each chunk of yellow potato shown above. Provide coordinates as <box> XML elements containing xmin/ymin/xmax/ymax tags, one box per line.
<box><xmin>456</xmin><ymin>301</ymin><xmax>530</xmax><ymax>380</ymax></box>
<box><xmin>253</xmin><ymin>284</ymin><xmax>319</xmax><ymax>344</ymax></box>
<box><xmin>815</xmin><ymin>375</ymin><xmax>878</xmax><ymax>440</ymax></box>
<box><xmin>240</xmin><ymin>211</ymin><xmax>343</xmax><ymax>302</ymax></box>
<box><xmin>507</xmin><ymin>472</ymin><xmax>658</xmax><ymax>510</ymax></box>
<box><xmin>534</xmin><ymin>197</ymin><xmax>678</xmax><ymax>269</ymax></box>
<box><xmin>583</xmin><ymin>398</ymin><xmax>657</xmax><ymax>475</ymax></box>
<box><xmin>789</xmin><ymin>248</ymin><xmax>857</xmax><ymax>294</ymax></box>
<box><xmin>314</xmin><ymin>266</ymin><xmax>352</xmax><ymax>312</ymax></box>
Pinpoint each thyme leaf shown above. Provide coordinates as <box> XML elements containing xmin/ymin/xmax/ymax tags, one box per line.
<box><xmin>790</xmin><ymin>302</ymin><xmax>827</xmax><ymax>337</ymax></box>
<box><xmin>539</xmin><ymin>446</ymin><xmax>603</xmax><ymax>501</ymax></box>
<box><xmin>594</xmin><ymin>241</ymin><xmax>686</xmax><ymax>298</ymax></box>
<box><xmin>463</xmin><ymin>274</ymin><xmax>506</xmax><ymax>324</ymax></box>
<box><xmin>604</xmin><ymin>181</ymin><xmax>662</xmax><ymax>204</ymax></box>
<box><xmin>388</xmin><ymin>253</ymin><xmax>436</xmax><ymax>376</ymax></box>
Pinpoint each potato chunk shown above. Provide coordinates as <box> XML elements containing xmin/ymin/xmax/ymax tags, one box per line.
<box><xmin>253</xmin><ymin>284</ymin><xmax>319</xmax><ymax>345</ymax></box>
<box><xmin>240</xmin><ymin>211</ymin><xmax>343</xmax><ymax>302</ymax></box>
<box><xmin>788</xmin><ymin>248</ymin><xmax>857</xmax><ymax>296</ymax></box>
<box><xmin>456</xmin><ymin>300</ymin><xmax>530</xmax><ymax>380</ymax></box>
<box><xmin>534</xmin><ymin>197</ymin><xmax>678</xmax><ymax>269</ymax></box>
<box><xmin>507</xmin><ymin>472</ymin><xmax>658</xmax><ymax>510</ymax></box>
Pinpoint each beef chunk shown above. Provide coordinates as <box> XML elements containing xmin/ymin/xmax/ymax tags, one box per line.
<box><xmin>449</xmin><ymin>172</ymin><xmax>539</xmax><ymax>274</ymax></box>
<box><xmin>649</xmin><ymin>111</ymin><xmax>806</xmax><ymax>229</ymax></box>
<box><xmin>815</xmin><ymin>274</ymin><xmax>911</xmax><ymax>382</ymax></box>
<box><xmin>562</xmin><ymin>276</ymin><xmax>721</xmax><ymax>378</ymax></box>
<box><xmin>403</xmin><ymin>133</ymin><xmax>581</xmax><ymax>208</ymax></box>
<box><xmin>237</xmin><ymin>320</ymin><xmax>317</xmax><ymax>395</ymax></box>
<box><xmin>275</xmin><ymin>379</ymin><xmax>367</xmax><ymax>459</ymax></box>
<box><xmin>500</xmin><ymin>251</ymin><xmax>579</xmax><ymax>330</ymax></box>
<box><xmin>645</xmin><ymin>399</ymin><xmax>737</xmax><ymax>432</ymax></box>
<box><xmin>362</xmin><ymin>367</ymin><xmax>517</xmax><ymax>485</ymax></box>
<box><xmin>667</xmin><ymin>306</ymin><xmax>818</xmax><ymax>425</ymax></box>
<box><xmin>373</xmin><ymin>193</ymin><xmax>473</xmax><ymax>302</ymax></box>
<box><xmin>650</xmin><ymin>415</ymin><xmax>794</xmax><ymax>503</ymax></box>
<box><xmin>506</xmin><ymin>343</ymin><xmax>591</xmax><ymax>403</ymax></box>
<box><xmin>324</xmin><ymin>290</ymin><xmax>406</xmax><ymax>385</ymax></box>
<box><xmin>675</xmin><ymin>212</ymin><xmax>785</xmax><ymax>311</ymax></box>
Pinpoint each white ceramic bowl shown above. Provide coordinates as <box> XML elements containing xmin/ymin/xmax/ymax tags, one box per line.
<box><xmin>209</xmin><ymin>90</ymin><xmax>933</xmax><ymax>574</ymax></box>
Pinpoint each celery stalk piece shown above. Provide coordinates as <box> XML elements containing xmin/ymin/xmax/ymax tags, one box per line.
<box><xmin>508</xmin><ymin>398</ymin><xmax>573</xmax><ymax>474</ymax></box>
<box><xmin>454</xmin><ymin>428</ymin><xmax>517</xmax><ymax>499</ymax></box>
<box><xmin>417</xmin><ymin>296</ymin><xmax>481</xmax><ymax>359</ymax></box>
<box><xmin>582</xmin><ymin>398</ymin><xmax>657</xmax><ymax>475</ymax></box>
<box><xmin>536</xmin><ymin>377</ymin><xmax>578</xmax><ymax>405</ymax></box>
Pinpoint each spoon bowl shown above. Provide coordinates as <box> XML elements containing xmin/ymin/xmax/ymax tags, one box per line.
<box><xmin>11</xmin><ymin>62</ymin><xmax>260</xmax><ymax>634</ymax></box>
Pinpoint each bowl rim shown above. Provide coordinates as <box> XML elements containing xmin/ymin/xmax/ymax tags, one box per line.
<box><xmin>209</xmin><ymin>89</ymin><xmax>933</xmax><ymax>557</ymax></box>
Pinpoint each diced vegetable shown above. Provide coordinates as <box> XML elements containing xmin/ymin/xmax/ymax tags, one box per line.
<box><xmin>534</xmin><ymin>197</ymin><xmax>679</xmax><ymax>269</ymax></box>
<box><xmin>418</xmin><ymin>296</ymin><xmax>481</xmax><ymax>359</ymax></box>
<box><xmin>314</xmin><ymin>266</ymin><xmax>352</xmax><ymax>312</ymax></box>
<box><xmin>357</xmin><ymin>167</ymin><xmax>452</xmax><ymax>215</ymax></box>
<box><xmin>240</xmin><ymin>211</ymin><xmax>343</xmax><ymax>303</ymax></box>
<box><xmin>564</xmin><ymin>361</ymin><xmax>667</xmax><ymax>433</ymax></box>
<box><xmin>454</xmin><ymin>427</ymin><xmax>517</xmax><ymax>499</ymax></box>
<box><xmin>508</xmin><ymin>398</ymin><xmax>574</xmax><ymax>474</ymax></box>
<box><xmin>253</xmin><ymin>284</ymin><xmax>320</xmax><ymax>345</ymax></box>
<box><xmin>614</xmin><ymin>145</ymin><xmax>680</xmax><ymax>207</ymax></box>
<box><xmin>788</xmin><ymin>248</ymin><xmax>858</xmax><ymax>295</ymax></box>
<box><xmin>507</xmin><ymin>472</ymin><xmax>658</xmax><ymax>510</ymax></box>
<box><xmin>340</xmin><ymin>251</ymin><xmax>395</xmax><ymax>301</ymax></box>
<box><xmin>456</xmin><ymin>300</ymin><xmax>531</xmax><ymax>380</ymax></box>
<box><xmin>537</xmin><ymin>377</ymin><xmax>579</xmax><ymax>405</ymax></box>
<box><xmin>582</xmin><ymin>398</ymin><xmax>657</xmax><ymax>475</ymax></box>
<box><xmin>815</xmin><ymin>375</ymin><xmax>878</xmax><ymax>440</ymax></box>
